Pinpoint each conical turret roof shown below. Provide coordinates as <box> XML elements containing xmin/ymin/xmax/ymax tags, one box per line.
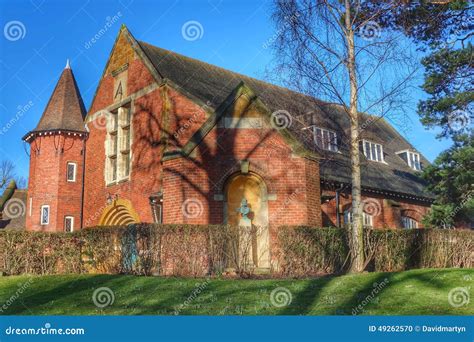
<box><xmin>31</xmin><ymin>61</ymin><xmax>86</xmax><ymax>133</ymax></box>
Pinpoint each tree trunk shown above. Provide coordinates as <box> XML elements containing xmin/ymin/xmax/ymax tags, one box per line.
<box><xmin>345</xmin><ymin>0</ymin><xmax>364</xmax><ymax>272</ymax></box>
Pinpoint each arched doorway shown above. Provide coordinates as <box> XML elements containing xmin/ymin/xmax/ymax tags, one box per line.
<box><xmin>99</xmin><ymin>199</ymin><xmax>140</xmax><ymax>226</ymax></box>
<box><xmin>98</xmin><ymin>199</ymin><xmax>140</xmax><ymax>272</ymax></box>
<box><xmin>224</xmin><ymin>173</ymin><xmax>270</xmax><ymax>269</ymax></box>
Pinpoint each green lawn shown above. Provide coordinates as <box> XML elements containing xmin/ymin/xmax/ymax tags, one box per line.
<box><xmin>0</xmin><ymin>268</ymin><xmax>472</xmax><ymax>315</ymax></box>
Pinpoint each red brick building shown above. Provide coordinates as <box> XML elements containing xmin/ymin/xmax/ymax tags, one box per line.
<box><xmin>23</xmin><ymin>26</ymin><xmax>433</xmax><ymax>267</ymax></box>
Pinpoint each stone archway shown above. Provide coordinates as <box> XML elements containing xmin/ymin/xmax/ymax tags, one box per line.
<box><xmin>224</xmin><ymin>173</ymin><xmax>270</xmax><ymax>269</ymax></box>
<box><xmin>99</xmin><ymin>199</ymin><xmax>140</xmax><ymax>226</ymax></box>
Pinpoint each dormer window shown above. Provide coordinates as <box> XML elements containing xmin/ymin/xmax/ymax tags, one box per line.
<box><xmin>396</xmin><ymin>150</ymin><xmax>421</xmax><ymax>171</ymax></box>
<box><xmin>362</xmin><ymin>140</ymin><xmax>384</xmax><ymax>162</ymax></box>
<box><xmin>312</xmin><ymin>127</ymin><xmax>338</xmax><ymax>152</ymax></box>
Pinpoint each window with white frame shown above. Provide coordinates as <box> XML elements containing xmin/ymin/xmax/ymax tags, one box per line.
<box><xmin>312</xmin><ymin>127</ymin><xmax>338</xmax><ymax>152</ymax></box>
<box><xmin>362</xmin><ymin>140</ymin><xmax>384</xmax><ymax>162</ymax></box>
<box><xmin>105</xmin><ymin>106</ymin><xmax>131</xmax><ymax>183</ymax></box>
<box><xmin>40</xmin><ymin>205</ymin><xmax>49</xmax><ymax>225</ymax></box>
<box><xmin>66</xmin><ymin>162</ymin><xmax>77</xmax><ymax>182</ymax></box>
<box><xmin>363</xmin><ymin>212</ymin><xmax>373</xmax><ymax>227</ymax></box>
<box><xmin>64</xmin><ymin>216</ymin><xmax>74</xmax><ymax>232</ymax></box>
<box><xmin>396</xmin><ymin>150</ymin><xmax>421</xmax><ymax>170</ymax></box>
<box><xmin>344</xmin><ymin>209</ymin><xmax>373</xmax><ymax>227</ymax></box>
<box><xmin>402</xmin><ymin>216</ymin><xmax>418</xmax><ymax>229</ymax></box>
<box><xmin>409</xmin><ymin>152</ymin><xmax>420</xmax><ymax>170</ymax></box>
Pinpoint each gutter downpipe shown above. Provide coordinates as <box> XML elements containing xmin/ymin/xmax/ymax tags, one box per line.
<box><xmin>335</xmin><ymin>184</ymin><xmax>345</xmax><ymax>228</ymax></box>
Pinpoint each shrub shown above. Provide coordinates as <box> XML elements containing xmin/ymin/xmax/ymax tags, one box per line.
<box><xmin>1</xmin><ymin>225</ymin><xmax>472</xmax><ymax>277</ymax></box>
<box><xmin>0</xmin><ymin>224</ymin><xmax>243</xmax><ymax>277</ymax></box>
<box><xmin>277</xmin><ymin>226</ymin><xmax>474</xmax><ymax>275</ymax></box>
<box><xmin>368</xmin><ymin>228</ymin><xmax>473</xmax><ymax>271</ymax></box>
<box><xmin>277</xmin><ymin>226</ymin><xmax>349</xmax><ymax>276</ymax></box>
<box><xmin>0</xmin><ymin>230</ymin><xmax>82</xmax><ymax>275</ymax></box>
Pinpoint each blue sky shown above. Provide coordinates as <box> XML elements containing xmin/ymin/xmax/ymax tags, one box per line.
<box><xmin>0</xmin><ymin>0</ymin><xmax>452</xmax><ymax>182</ymax></box>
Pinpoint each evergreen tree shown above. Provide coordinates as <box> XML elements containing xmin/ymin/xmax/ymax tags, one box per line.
<box><xmin>358</xmin><ymin>0</ymin><xmax>473</xmax><ymax>227</ymax></box>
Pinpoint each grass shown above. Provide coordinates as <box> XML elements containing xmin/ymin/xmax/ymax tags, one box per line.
<box><xmin>0</xmin><ymin>268</ymin><xmax>472</xmax><ymax>315</ymax></box>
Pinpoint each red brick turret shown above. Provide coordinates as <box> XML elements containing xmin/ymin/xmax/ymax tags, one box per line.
<box><xmin>23</xmin><ymin>61</ymin><xmax>87</xmax><ymax>232</ymax></box>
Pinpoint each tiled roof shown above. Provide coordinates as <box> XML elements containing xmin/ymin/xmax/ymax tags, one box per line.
<box><xmin>138</xmin><ymin>41</ymin><xmax>433</xmax><ymax>200</ymax></box>
<box><xmin>0</xmin><ymin>189</ymin><xmax>26</xmax><ymax>230</ymax></box>
<box><xmin>31</xmin><ymin>65</ymin><xmax>86</xmax><ymax>133</ymax></box>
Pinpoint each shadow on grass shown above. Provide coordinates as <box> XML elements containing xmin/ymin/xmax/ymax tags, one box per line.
<box><xmin>279</xmin><ymin>276</ymin><xmax>335</xmax><ymax>315</ymax></box>
<box><xmin>2</xmin><ymin>275</ymin><xmax>132</xmax><ymax>315</ymax></box>
<box><xmin>1</xmin><ymin>268</ymin><xmax>471</xmax><ymax>315</ymax></box>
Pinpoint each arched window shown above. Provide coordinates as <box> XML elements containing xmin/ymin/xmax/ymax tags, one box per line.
<box><xmin>344</xmin><ymin>209</ymin><xmax>373</xmax><ymax>227</ymax></box>
<box><xmin>402</xmin><ymin>216</ymin><xmax>418</xmax><ymax>229</ymax></box>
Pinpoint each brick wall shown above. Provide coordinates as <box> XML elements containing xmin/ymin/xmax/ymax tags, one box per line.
<box><xmin>26</xmin><ymin>134</ymin><xmax>85</xmax><ymax>232</ymax></box>
<box><xmin>83</xmin><ymin>30</ymin><xmax>323</xmax><ymax>231</ymax></box>
<box><xmin>321</xmin><ymin>187</ymin><xmax>431</xmax><ymax>229</ymax></box>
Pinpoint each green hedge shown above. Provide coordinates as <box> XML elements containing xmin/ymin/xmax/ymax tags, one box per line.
<box><xmin>277</xmin><ymin>226</ymin><xmax>474</xmax><ymax>276</ymax></box>
<box><xmin>277</xmin><ymin>226</ymin><xmax>349</xmax><ymax>276</ymax></box>
<box><xmin>0</xmin><ymin>231</ymin><xmax>82</xmax><ymax>275</ymax></box>
<box><xmin>1</xmin><ymin>225</ymin><xmax>473</xmax><ymax>277</ymax></box>
<box><xmin>0</xmin><ymin>224</ymin><xmax>235</xmax><ymax>277</ymax></box>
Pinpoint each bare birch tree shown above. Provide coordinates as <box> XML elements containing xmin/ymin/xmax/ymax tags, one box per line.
<box><xmin>0</xmin><ymin>160</ymin><xmax>15</xmax><ymax>191</ymax></box>
<box><xmin>271</xmin><ymin>0</ymin><xmax>419</xmax><ymax>272</ymax></box>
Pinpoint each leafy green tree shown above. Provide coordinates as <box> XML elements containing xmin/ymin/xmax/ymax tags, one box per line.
<box><xmin>358</xmin><ymin>0</ymin><xmax>473</xmax><ymax>227</ymax></box>
<box><xmin>419</xmin><ymin>45</ymin><xmax>472</xmax><ymax>138</ymax></box>
<box><xmin>422</xmin><ymin>134</ymin><xmax>473</xmax><ymax>228</ymax></box>
<box><xmin>358</xmin><ymin>0</ymin><xmax>473</xmax><ymax>138</ymax></box>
